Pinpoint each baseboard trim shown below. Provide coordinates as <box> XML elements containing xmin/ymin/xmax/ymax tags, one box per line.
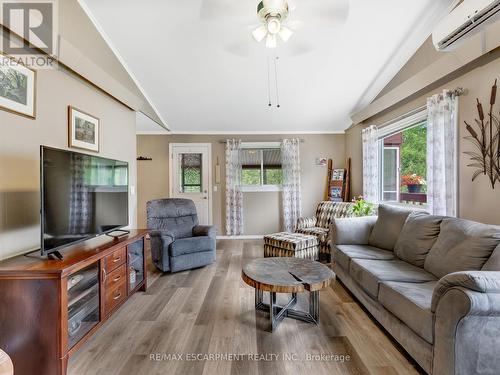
<box><xmin>216</xmin><ymin>235</ymin><xmax>264</xmax><ymax>240</ymax></box>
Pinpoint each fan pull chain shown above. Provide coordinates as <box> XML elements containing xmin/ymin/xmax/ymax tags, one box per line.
<box><xmin>274</xmin><ymin>56</ymin><xmax>280</xmax><ymax>108</ymax></box>
<box><xmin>267</xmin><ymin>56</ymin><xmax>272</xmax><ymax>107</ymax></box>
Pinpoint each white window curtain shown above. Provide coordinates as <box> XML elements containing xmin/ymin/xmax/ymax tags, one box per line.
<box><xmin>281</xmin><ymin>138</ymin><xmax>302</xmax><ymax>232</ymax></box>
<box><xmin>362</xmin><ymin>125</ymin><xmax>380</xmax><ymax>203</ymax></box>
<box><xmin>225</xmin><ymin>139</ymin><xmax>244</xmax><ymax>235</ymax></box>
<box><xmin>426</xmin><ymin>90</ymin><xmax>458</xmax><ymax>216</ymax></box>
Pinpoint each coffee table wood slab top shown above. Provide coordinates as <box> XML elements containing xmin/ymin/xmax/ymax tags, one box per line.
<box><xmin>242</xmin><ymin>257</ymin><xmax>334</xmax><ymax>293</ymax></box>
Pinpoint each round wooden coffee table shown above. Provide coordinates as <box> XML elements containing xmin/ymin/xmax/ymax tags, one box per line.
<box><xmin>242</xmin><ymin>257</ymin><xmax>335</xmax><ymax>331</ymax></box>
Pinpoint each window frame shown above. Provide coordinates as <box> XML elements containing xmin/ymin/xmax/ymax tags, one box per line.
<box><xmin>380</xmin><ymin>145</ymin><xmax>401</xmax><ymax>203</ymax></box>
<box><xmin>241</xmin><ymin>142</ymin><xmax>282</xmax><ymax>193</ymax></box>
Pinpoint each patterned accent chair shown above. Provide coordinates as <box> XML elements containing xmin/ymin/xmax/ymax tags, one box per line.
<box><xmin>296</xmin><ymin>201</ymin><xmax>354</xmax><ymax>259</ymax></box>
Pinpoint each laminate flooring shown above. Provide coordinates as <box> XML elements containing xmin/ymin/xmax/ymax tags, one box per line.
<box><xmin>68</xmin><ymin>240</ymin><xmax>423</xmax><ymax>375</ymax></box>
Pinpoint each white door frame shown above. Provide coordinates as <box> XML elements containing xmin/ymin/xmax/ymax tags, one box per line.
<box><xmin>169</xmin><ymin>143</ymin><xmax>213</xmax><ymax>225</ymax></box>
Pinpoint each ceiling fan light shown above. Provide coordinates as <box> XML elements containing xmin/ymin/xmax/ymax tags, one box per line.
<box><xmin>279</xmin><ymin>26</ymin><xmax>293</xmax><ymax>42</ymax></box>
<box><xmin>266</xmin><ymin>17</ymin><xmax>281</xmax><ymax>34</ymax></box>
<box><xmin>252</xmin><ymin>25</ymin><xmax>267</xmax><ymax>42</ymax></box>
<box><xmin>265</xmin><ymin>33</ymin><xmax>277</xmax><ymax>48</ymax></box>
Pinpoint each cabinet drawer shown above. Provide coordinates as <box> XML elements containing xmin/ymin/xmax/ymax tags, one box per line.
<box><xmin>105</xmin><ymin>277</ymin><xmax>127</xmax><ymax>313</ymax></box>
<box><xmin>105</xmin><ymin>263</ymin><xmax>126</xmax><ymax>289</ymax></box>
<box><xmin>104</xmin><ymin>247</ymin><xmax>126</xmax><ymax>273</ymax></box>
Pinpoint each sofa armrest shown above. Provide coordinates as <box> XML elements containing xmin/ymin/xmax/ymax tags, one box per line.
<box><xmin>431</xmin><ymin>271</ymin><xmax>500</xmax><ymax>312</ymax></box>
<box><xmin>296</xmin><ymin>216</ymin><xmax>317</xmax><ymax>230</ymax></box>
<box><xmin>193</xmin><ymin>225</ymin><xmax>216</xmax><ymax>239</ymax></box>
<box><xmin>149</xmin><ymin>230</ymin><xmax>174</xmax><ymax>272</ymax></box>
<box><xmin>433</xmin><ymin>277</ymin><xmax>500</xmax><ymax>375</ymax></box>
<box><xmin>330</xmin><ymin>216</ymin><xmax>377</xmax><ymax>245</ymax></box>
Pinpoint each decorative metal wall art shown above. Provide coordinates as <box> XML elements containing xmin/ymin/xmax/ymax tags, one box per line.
<box><xmin>464</xmin><ymin>79</ymin><xmax>499</xmax><ymax>189</ymax></box>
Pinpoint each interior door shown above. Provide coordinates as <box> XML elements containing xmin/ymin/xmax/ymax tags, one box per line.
<box><xmin>170</xmin><ymin>144</ymin><xmax>212</xmax><ymax>225</ymax></box>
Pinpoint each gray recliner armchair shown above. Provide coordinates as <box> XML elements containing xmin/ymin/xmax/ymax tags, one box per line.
<box><xmin>147</xmin><ymin>198</ymin><xmax>216</xmax><ymax>273</ymax></box>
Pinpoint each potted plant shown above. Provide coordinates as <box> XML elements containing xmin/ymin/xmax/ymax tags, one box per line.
<box><xmin>402</xmin><ymin>174</ymin><xmax>426</xmax><ymax>193</ymax></box>
<box><xmin>349</xmin><ymin>196</ymin><xmax>376</xmax><ymax>217</ymax></box>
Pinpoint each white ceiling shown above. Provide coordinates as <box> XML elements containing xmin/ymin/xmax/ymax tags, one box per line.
<box><xmin>80</xmin><ymin>0</ymin><xmax>453</xmax><ymax>134</ymax></box>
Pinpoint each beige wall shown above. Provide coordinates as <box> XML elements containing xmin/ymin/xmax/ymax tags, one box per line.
<box><xmin>137</xmin><ymin>134</ymin><xmax>346</xmax><ymax>235</ymax></box>
<box><xmin>0</xmin><ymin>68</ymin><xmax>137</xmax><ymax>261</ymax></box>
<box><xmin>346</xmin><ymin>54</ymin><xmax>500</xmax><ymax>225</ymax></box>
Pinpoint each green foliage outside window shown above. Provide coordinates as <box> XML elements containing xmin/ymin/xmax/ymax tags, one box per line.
<box><xmin>242</xmin><ymin>169</ymin><xmax>261</xmax><ymax>185</ymax></box>
<box><xmin>182</xmin><ymin>167</ymin><xmax>201</xmax><ymax>192</ymax></box>
<box><xmin>400</xmin><ymin>123</ymin><xmax>427</xmax><ymax>193</ymax></box>
<box><xmin>242</xmin><ymin>167</ymin><xmax>283</xmax><ymax>186</ymax></box>
<box><xmin>264</xmin><ymin>168</ymin><xmax>282</xmax><ymax>185</ymax></box>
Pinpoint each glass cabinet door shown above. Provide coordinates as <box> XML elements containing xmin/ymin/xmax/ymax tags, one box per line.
<box><xmin>127</xmin><ymin>239</ymin><xmax>144</xmax><ymax>292</ymax></box>
<box><xmin>67</xmin><ymin>263</ymin><xmax>100</xmax><ymax>349</ymax></box>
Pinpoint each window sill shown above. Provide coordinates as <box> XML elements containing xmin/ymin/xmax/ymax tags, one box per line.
<box><xmin>242</xmin><ymin>185</ymin><xmax>282</xmax><ymax>193</ymax></box>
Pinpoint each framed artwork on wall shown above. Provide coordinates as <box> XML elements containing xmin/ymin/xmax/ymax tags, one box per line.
<box><xmin>68</xmin><ymin>106</ymin><xmax>100</xmax><ymax>152</ymax></box>
<box><xmin>0</xmin><ymin>53</ymin><xmax>36</xmax><ymax>118</ymax></box>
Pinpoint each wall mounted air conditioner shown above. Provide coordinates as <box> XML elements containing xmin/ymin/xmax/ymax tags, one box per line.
<box><xmin>432</xmin><ymin>0</ymin><xmax>500</xmax><ymax>51</ymax></box>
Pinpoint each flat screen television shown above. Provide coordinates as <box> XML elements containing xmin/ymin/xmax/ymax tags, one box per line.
<box><xmin>41</xmin><ymin>146</ymin><xmax>129</xmax><ymax>257</ymax></box>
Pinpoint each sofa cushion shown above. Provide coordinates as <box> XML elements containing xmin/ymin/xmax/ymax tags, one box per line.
<box><xmin>482</xmin><ymin>243</ymin><xmax>500</xmax><ymax>271</ymax></box>
<box><xmin>424</xmin><ymin>218</ymin><xmax>500</xmax><ymax>278</ymax></box>
<box><xmin>394</xmin><ymin>213</ymin><xmax>444</xmax><ymax>267</ymax></box>
<box><xmin>368</xmin><ymin>204</ymin><xmax>415</xmax><ymax>251</ymax></box>
<box><xmin>332</xmin><ymin>216</ymin><xmax>378</xmax><ymax>245</ymax></box>
<box><xmin>169</xmin><ymin>236</ymin><xmax>215</xmax><ymax>257</ymax></box>
<box><xmin>379</xmin><ymin>281</ymin><xmax>436</xmax><ymax>344</ymax></box>
<box><xmin>315</xmin><ymin>201</ymin><xmax>353</xmax><ymax>229</ymax></box>
<box><xmin>349</xmin><ymin>259</ymin><xmax>436</xmax><ymax>298</ymax></box>
<box><xmin>333</xmin><ymin>244</ymin><xmax>395</xmax><ymax>270</ymax></box>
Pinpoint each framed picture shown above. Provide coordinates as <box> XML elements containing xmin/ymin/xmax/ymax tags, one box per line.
<box><xmin>0</xmin><ymin>53</ymin><xmax>36</xmax><ymax>118</ymax></box>
<box><xmin>68</xmin><ymin>106</ymin><xmax>100</xmax><ymax>152</ymax></box>
<box><xmin>315</xmin><ymin>157</ymin><xmax>327</xmax><ymax>166</ymax></box>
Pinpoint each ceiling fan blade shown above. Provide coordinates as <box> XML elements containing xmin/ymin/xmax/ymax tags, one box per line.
<box><xmin>289</xmin><ymin>0</ymin><xmax>349</xmax><ymax>24</ymax></box>
<box><xmin>285</xmin><ymin>19</ymin><xmax>303</xmax><ymax>30</ymax></box>
<box><xmin>279</xmin><ymin>26</ymin><xmax>293</xmax><ymax>42</ymax></box>
<box><xmin>200</xmin><ymin>0</ymin><xmax>256</xmax><ymax>23</ymax></box>
<box><xmin>252</xmin><ymin>25</ymin><xmax>267</xmax><ymax>42</ymax></box>
<box><xmin>265</xmin><ymin>34</ymin><xmax>277</xmax><ymax>48</ymax></box>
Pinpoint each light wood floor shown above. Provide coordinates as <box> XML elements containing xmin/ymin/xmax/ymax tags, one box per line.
<box><xmin>68</xmin><ymin>240</ymin><xmax>423</xmax><ymax>375</ymax></box>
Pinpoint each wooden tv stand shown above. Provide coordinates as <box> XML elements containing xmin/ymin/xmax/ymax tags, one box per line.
<box><xmin>0</xmin><ymin>229</ymin><xmax>148</xmax><ymax>375</ymax></box>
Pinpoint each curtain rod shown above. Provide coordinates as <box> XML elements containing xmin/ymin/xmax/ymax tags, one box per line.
<box><xmin>218</xmin><ymin>139</ymin><xmax>305</xmax><ymax>144</ymax></box>
<box><xmin>376</xmin><ymin>86</ymin><xmax>467</xmax><ymax>129</ymax></box>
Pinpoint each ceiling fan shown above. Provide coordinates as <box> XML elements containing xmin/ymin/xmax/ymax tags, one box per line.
<box><xmin>251</xmin><ymin>0</ymin><xmax>294</xmax><ymax>48</ymax></box>
<box><xmin>199</xmin><ymin>0</ymin><xmax>350</xmax><ymax>57</ymax></box>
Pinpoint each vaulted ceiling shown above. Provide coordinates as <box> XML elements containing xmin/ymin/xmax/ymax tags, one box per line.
<box><xmin>80</xmin><ymin>0</ymin><xmax>454</xmax><ymax>133</ymax></box>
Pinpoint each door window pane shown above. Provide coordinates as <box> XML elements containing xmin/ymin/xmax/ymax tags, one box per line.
<box><xmin>179</xmin><ymin>153</ymin><xmax>202</xmax><ymax>193</ymax></box>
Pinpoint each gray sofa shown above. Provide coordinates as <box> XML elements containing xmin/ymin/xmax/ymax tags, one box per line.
<box><xmin>331</xmin><ymin>204</ymin><xmax>500</xmax><ymax>375</ymax></box>
<box><xmin>147</xmin><ymin>198</ymin><xmax>216</xmax><ymax>273</ymax></box>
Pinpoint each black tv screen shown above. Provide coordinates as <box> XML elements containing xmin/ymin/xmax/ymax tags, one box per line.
<box><xmin>41</xmin><ymin>146</ymin><xmax>129</xmax><ymax>255</ymax></box>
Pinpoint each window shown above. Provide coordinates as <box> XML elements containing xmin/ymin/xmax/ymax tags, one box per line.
<box><xmin>379</xmin><ymin>120</ymin><xmax>427</xmax><ymax>208</ymax></box>
<box><xmin>179</xmin><ymin>153</ymin><xmax>202</xmax><ymax>193</ymax></box>
<box><xmin>241</xmin><ymin>143</ymin><xmax>282</xmax><ymax>192</ymax></box>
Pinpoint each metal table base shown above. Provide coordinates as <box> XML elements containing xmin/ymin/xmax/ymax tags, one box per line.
<box><xmin>255</xmin><ymin>289</ymin><xmax>320</xmax><ymax>331</ymax></box>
